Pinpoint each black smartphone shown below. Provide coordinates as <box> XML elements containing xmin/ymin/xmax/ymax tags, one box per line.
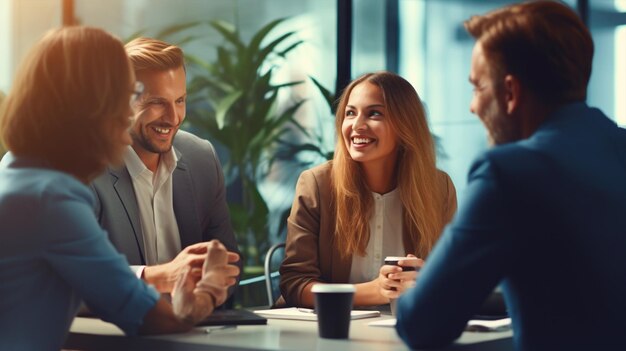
<box><xmin>384</xmin><ymin>256</ymin><xmax>419</xmax><ymax>272</ymax></box>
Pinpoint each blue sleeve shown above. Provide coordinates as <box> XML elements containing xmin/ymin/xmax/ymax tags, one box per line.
<box><xmin>42</xmin><ymin>185</ymin><xmax>159</xmax><ymax>336</ymax></box>
<box><xmin>395</xmin><ymin>157</ymin><xmax>517</xmax><ymax>348</ymax></box>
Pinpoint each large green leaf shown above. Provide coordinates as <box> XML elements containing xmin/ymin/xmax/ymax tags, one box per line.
<box><xmin>249</xmin><ymin>194</ymin><xmax>269</xmax><ymax>236</ymax></box>
<box><xmin>239</xmin><ymin>18</ymin><xmax>288</xmax><ymax>85</ymax></box>
<box><xmin>216</xmin><ymin>46</ymin><xmax>235</xmax><ymax>80</ymax></box>
<box><xmin>266</xmin><ymin>141</ymin><xmax>327</xmax><ymax>173</ymax></box>
<box><xmin>310</xmin><ymin>76</ymin><xmax>336</xmax><ymax>113</ymax></box>
<box><xmin>270</xmin><ymin>80</ymin><xmax>304</xmax><ymax>90</ymax></box>
<box><xmin>185</xmin><ymin>53</ymin><xmax>213</xmax><ymax>72</ymax></box>
<box><xmin>288</xmin><ymin>116</ymin><xmax>310</xmax><ymax>137</ymax></box>
<box><xmin>277</xmin><ymin>141</ymin><xmax>329</xmax><ymax>156</ymax></box>
<box><xmin>254</xmin><ymin>69</ymin><xmax>274</xmax><ymax>93</ymax></box>
<box><xmin>276</xmin><ymin>40</ymin><xmax>304</xmax><ymax>58</ymax></box>
<box><xmin>215</xmin><ymin>91</ymin><xmax>243</xmax><ymax>129</ymax></box>
<box><xmin>248</xmin><ymin>18</ymin><xmax>287</xmax><ymax>57</ymax></box>
<box><xmin>227</xmin><ymin>203</ymin><xmax>251</xmax><ymax>243</ymax></box>
<box><xmin>188</xmin><ymin>75</ymin><xmax>234</xmax><ymax>95</ymax></box>
<box><xmin>267</xmin><ymin>100</ymin><xmax>306</xmax><ymax>133</ymax></box>
<box><xmin>210</xmin><ymin>20</ymin><xmax>244</xmax><ymax>52</ymax></box>
<box><xmin>255</xmin><ymin>31</ymin><xmax>297</xmax><ymax>67</ymax></box>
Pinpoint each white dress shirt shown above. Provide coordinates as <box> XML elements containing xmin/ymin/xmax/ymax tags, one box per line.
<box><xmin>125</xmin><ymin>146</ymin><xmax>181</xmax><ymax>268</ymax></box>
<box><xmin>349</xmin><ymin>188</ymin><xmax>404</xmax><ymax>283</ymax></box>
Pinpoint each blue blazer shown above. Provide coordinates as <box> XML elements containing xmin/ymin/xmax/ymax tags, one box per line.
<box><xmin>396</xmin><ymin>102</ymin><xmax>626</xmax><ymax>350</ymax></box>
<box><xmin>0</xmin><ymin>158</ymin><xmax>159</xmax><ymax>351</ymax></box>
<box><xmin>91</xmin><ymin>131</ymin><xmax>242</xmax><ymax>286</ymax></box>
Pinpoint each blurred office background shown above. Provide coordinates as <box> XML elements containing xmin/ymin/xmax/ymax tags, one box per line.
<box><xmin>0</xmin><ymin>0</ymin><xmax>624</xmax><ymax>306</ymax></box>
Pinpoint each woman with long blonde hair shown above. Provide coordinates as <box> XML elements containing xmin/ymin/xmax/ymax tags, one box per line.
<box><xmin>279</xmin><ymin>72</ymin><xmax>457</xmax><ymax>307</ymax></box>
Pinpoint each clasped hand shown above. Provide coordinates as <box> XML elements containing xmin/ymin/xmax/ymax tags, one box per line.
<box><xmin>171</xmin><ymin>240</ymin><xmax>240</xmax><ymax>325</ymax></box>
<box><xmin>378</xmin><ymin>254</ymin><xmax>423</xmax><ymax>299</ymax></box>
<box><xmin>144</xmin><ymin>240</ymin><xmax>239</xmax><ymax>293</ymax></box>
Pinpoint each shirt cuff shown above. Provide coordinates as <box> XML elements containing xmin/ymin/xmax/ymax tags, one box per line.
<box><xmin>131</xmin><ymin>265</ymin><xmax>146</xmax><ymax>279</ymax></box>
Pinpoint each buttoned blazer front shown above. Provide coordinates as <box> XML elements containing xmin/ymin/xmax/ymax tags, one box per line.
<box><xmin>279</xmin><ymin>161</ymin><xmax>457</xmax><ymax>306</ymax></box>
<box><xmin>91</xmin><ymin>130</ymin><xmax>241</xmax><ymax>269</ymax></box>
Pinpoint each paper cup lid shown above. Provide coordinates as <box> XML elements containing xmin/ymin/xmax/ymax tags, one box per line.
<box><xmin>311</xmin><ymin>284</ymin><xmax>356</xmax><ymax>293</ymax></box>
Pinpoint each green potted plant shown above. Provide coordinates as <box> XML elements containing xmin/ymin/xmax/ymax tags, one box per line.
<box><xmin>159</xmin><ymin>18</ymin><xmax>306</xmax><ymax>274</ymax></box>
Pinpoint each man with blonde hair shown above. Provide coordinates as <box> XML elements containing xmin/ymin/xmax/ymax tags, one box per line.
<box><xmin>92</xmin><ymin>37</ymin><xmax>241</xmax><ymax>301</ymax></box>
<box><xmin>396</xmin><ymin>1</ymin><xmax>626</xmax><ymax>350</ymax></box>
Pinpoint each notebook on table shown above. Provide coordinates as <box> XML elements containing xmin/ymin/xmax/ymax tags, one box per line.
<box><xmin>253</xmin><ymin>307</ymin><xmax>380</xmax><ymax>321</ymax></box>
<box><xmin>197</xmin><ymin>309</ymin><xmax>267</xmax><ymax>326</ymax></box>
<box><xmin>367</xmin><ymin>317</ymin><xmax>512</xmax><ymax>332</ymax></box>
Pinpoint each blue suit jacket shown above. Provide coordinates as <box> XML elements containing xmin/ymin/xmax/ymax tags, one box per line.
<box><xmin>396</xmin><ymin>103</ymin><xmax>626</xmax><ymax>350</ymax></box>
<box><xmin>91</xmin><ymin>131</ymin><xmax>242</xmax><ymax>289</ymax></box>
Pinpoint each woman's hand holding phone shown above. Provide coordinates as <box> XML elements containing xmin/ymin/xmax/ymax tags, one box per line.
<box><xmin>378</xmin><ymin>255</ymin><xmax>423</xmax><ymax>299</ymax></box>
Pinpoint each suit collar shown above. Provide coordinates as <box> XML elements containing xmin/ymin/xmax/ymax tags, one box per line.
<box><xmin>107</xmin><ymin>138</ymin><xmax>199</xmax><ymax>262</ymax></box>
<box><xmin>536</xmin><ymin>102</ymin><xmax>592</xmax><ymax>133</ymax></box>
<box><xmin>108</xmin><ymin>164</ymin><xmax>146</xmax><ymax>263</ymax></box>
<box><xmin>172</xmin><ymin>143</ymin><xmax>189</xmax><ymax>172</ymax></box>
<box><xmin>172</xmin><ymin>160</ymin><xmax>202</xmax><ymax>248</ymax></box>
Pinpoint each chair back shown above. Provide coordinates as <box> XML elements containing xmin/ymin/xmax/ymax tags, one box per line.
<box><xmin>264</xmin><ymin>242</ymin><xmax>286</xmax><ymax>307</ymax></box>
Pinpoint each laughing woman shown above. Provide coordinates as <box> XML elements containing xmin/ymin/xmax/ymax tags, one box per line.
<box><xmin>279</xmin><ymin>72</ymin><xmax>457</xmax><ymax>307</ymax></box>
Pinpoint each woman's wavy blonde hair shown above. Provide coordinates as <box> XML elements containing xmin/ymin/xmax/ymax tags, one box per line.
<box><xmin>332</xmin><ymin>72</ymin><xmax>445</xmax><ymax>258</ymax></box>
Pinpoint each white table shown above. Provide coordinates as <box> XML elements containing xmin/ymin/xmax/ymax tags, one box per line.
<box><xmin>66</xmin><ymin>315</ymin><xmax>513</xmax><ymax>351</ymax></box>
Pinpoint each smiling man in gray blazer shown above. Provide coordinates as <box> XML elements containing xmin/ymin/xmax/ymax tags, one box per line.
<box><xmin>91</xmin><ymin>38</ymin><xmax>241</xmax><ymax>298</ymax></box>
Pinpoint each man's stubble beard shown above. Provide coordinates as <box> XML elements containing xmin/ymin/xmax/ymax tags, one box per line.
<box><xmin>131</xmin><ymin>127</ymin><xmax>177</xmax><ymax>154</ymax></box>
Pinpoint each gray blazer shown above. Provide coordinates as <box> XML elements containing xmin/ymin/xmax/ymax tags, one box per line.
<box><xmin>91</xmin><ymin>130</ymin><xmax>242</xmax><ymax>281</ymax></box>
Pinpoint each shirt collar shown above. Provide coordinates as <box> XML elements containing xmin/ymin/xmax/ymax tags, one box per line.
<box><xmin>159</xmin><ymin>146</ymin><xmax>179</xmax><ymax>175</ymax></box>
<box><xmin>124</xmin><ymin>146</ymin><xmax>179</xmax><ymax>180</ymax></box>
<box><xmin>372</xmin><ymin>187</ymin><xmax>400</xmax><ymax>200</ymax></box>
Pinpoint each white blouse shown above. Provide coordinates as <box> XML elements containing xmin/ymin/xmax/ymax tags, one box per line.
<box><xmin>349</xmin><ymin>188</ymin><xmax>404</xmax><ymax>283</ymax></box>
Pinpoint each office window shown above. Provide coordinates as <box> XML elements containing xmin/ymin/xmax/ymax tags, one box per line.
<box><xmin>397</xmin><ymin>0</ymin><xmax>516</xmax><ymax>201</ymax></box>
<box><xmin>616</xmin><ymin>25</ymin><xmax>626</xmax><ymax>125</ymax></box>
<box><xmin>0</xmin><ymin>0</ymin><xmax>12</xmax><ymax>93</ymax></box>
<box><xmin>352</xmin><ymin>0</ymin><xmax>386</xmax><ymax>76</ymax></box>
<box><xmin>612</xmin><ymin>0</ymin><xmax>626</xmax><ymax>125</ymax></box>
<box><xmin>0</xmin><ymin>0</ymin><xmax>62</xmax><ymax>93</ymax></box>
<box><xmin>390</xmin><ymin>0</ymin><xmax>623</xmax><ymax>202</ymax></box>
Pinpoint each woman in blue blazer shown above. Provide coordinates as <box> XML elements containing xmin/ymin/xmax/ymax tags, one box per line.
<box><xmin>0</xmin><ymin>26</ymin><xmax>239</xmax><ymax>351</ymax></box>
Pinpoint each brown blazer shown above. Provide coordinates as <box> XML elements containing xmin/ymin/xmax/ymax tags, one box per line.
<box><xmin>279</xmin><ymin>161</ymin><xmax>457</xmax><ymax>306</ymax></box>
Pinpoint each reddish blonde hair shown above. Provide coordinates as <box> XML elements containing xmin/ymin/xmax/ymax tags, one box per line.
<box><xmin>332</xmin><ymin>72</ymin><xmax>445</xmax><ymax>258</ymax></box>
<box><xmin>464</xmin><ymin>0</ymin><xmax>593</xmax><ymax>105</ymax></box>
<box><xmin>125</xmin><ymin>37</ymin><xmax>184</xmax><ymax>72</ymax></box>
<box><xmin>0</xmin><ymin>26</ymin><xmax>133</xmax><ymax>182</ymax></box>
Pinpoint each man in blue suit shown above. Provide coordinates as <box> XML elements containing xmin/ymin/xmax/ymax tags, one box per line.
<box><xmin>396</xmin><ymin>1</ymin><xmax>626</xmax><ymax>350</ymax></box>
<box><xmin>91</xmin><ymin>38</ymin><xmax>241</xmax><ymax>300</ymax></box>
